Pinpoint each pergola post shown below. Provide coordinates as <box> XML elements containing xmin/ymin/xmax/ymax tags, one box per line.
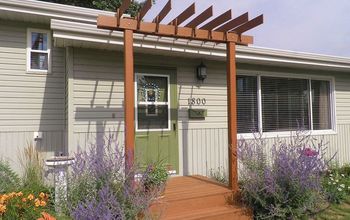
<box><xmin>227</xmin><ymin>42</ymin><xmax>238</xmax><ymax>192</ymax></box>
<box><xmin>97</xmin><ymin>0</ymin><xmax>263</xmax><ymax>190</ymax></box>
<box><xmin>124</xmin><ymin>29</ymin><xmax>135</xmax><ymax>171</ymax></box>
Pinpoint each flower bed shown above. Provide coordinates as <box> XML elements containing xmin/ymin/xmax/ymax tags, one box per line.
<box><xmin>238</xmin><ymin>131</ymin><xmax>336</xmax><ymax>219</ymax></box>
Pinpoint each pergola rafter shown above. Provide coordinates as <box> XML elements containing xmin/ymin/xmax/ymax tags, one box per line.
<box><xmin>97</xmin><ymin>0</ymin><xmax>263</xmax><ymax>192</ymax></box>
<box><xmin>185</xmin><ymin>6</ymin><xmax>213</xmax><ymax>28</ymax></box>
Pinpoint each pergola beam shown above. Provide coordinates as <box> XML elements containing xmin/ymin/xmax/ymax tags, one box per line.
<box><xmin>138</xmin><ymin>0</ymin><xmax>152</xmax><ymax>21</ymax></box>
<box><xmin>215</xmin><ymin>12</ymin><xmax>249</xmax><ymax>32</ymax></box>
<box><xmin>152</xmin><ymin>0</ymin><xmax>171</xmax><ymax>23</ymax></box>
<box><xmin>117</xmin><ymin>0</ymin><xmax>131</xmax><ymax>18</ymax></box>
<box><xmin>185</xmin><ymin>6</ymin><xmax>213</xmax><ymax>28</ymax></box>
<box><xmin>200</xmin><ymin>9</ymin><xmax>232</xmax><ymax>31</ymax></box>
<box><xmin>232</xmin><ymin>14</ymin><xmax>264</xmax><ymax>34</ymax></box>
<box><xmin>168</xmin><ymin>3</ymin><xmax>195</xmax><ymax>25</ymax></box>
<box><xmin>97</xmin><ymin>15</ymin><xmax>254</xmax><ymax>44</ymax></box>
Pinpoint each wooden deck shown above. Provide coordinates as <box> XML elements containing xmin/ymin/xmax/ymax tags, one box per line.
<box><xmin>150</xmin><ymin>176</ymin><xmax>252</xmax><ymax>220</ymax></box>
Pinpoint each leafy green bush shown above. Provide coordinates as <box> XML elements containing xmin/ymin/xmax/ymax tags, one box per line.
<box><xmin>209</xmin><ymin>167</ymin><xmax>228</xmax><ymax>185</ymax></box>
<box><xmin>143</xmin><ymin>162</ymin><xmax>169</xmax><ymax>191</ymax></box>
<box><xmin>0</xmin><ymin>161</ymin><xmax>20</xmax><ymax>193</ymax></box>
<box><xmin>323</xmin><ymin>165</ymin><xmax>350</xmax><ymax>204</ymax></box>
<box><xmin>0</xmin><ymin>144</ymin><xmax>55</xmax><ymax>219</ymax></box>
<box><xmin>0</xmin><ymin>191</ymin><xmax>53</xmax><ymax>220</ymax></box>
<box><xmin>18</xmin><ymin>143</ymin><xmax>48</xmax><ymax>194</ymax></box>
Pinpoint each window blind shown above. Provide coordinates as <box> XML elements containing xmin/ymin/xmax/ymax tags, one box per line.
<box><xmin>237</xmin><ymin>75</ymin><xmax>258</xmax><ymax>133</ymax></box>
<box><xmin>312</xmin><ymin>80</ymin><xmax>331</xmax><ymax>130</ymax></box>
<box><xmin>261</xmin><ymin>77</ymin><xmax>310</xmax><ymax>132</ymax></box>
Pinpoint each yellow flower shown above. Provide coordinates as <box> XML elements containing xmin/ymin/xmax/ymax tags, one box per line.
<box><xmin>0</xmin><ymin>204</ymin><xmax>6</xmax><ymax>214</ymax></box>
<box><xmin>16</xmin><ymin>192</ymin><xmax>23</xmax><ymax>197</ymax></box>
<box><xmin>2</xmin><ymin>195</ymin><xmax>8</xmax><ymax>201</ymax></box>
<box><xmin>40</xmin><ymin>200</ymin><xmax>47</xmax><ymax>207</ymax></box>
<box><xmin>34</xmin><ymin>199</ymin><xmax>41</xmax><ymax>207</ymax></box>
<box><xmin>39</xmin><ymin>192</ymin><xmax>46</xmax><ymax>199</ymax></box>
<box><xmin>8</xmin><ymin>192</ymin><xmax>15</xmax><ymax>198</ymax></box>
<box><xmin>27</xmin><ymin>194</ymin><xmax>34</xmax><ymax>201</ymax></box>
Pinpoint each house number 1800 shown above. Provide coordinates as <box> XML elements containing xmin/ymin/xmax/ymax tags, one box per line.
<box><xmin>188</xmin><ymin>98</ymin><xmax>206</xmax><ymax>106</ymax></box>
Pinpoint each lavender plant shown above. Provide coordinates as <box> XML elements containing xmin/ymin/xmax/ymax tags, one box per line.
<box><xmin>238</xmin><ymin>131</ymin><xmax>335</xmax><ymax>219</ymax></box>
<box><xmin>66</xmin><ymin>134</ymin><xmax>163</xmax><ymax>220</ymax></box>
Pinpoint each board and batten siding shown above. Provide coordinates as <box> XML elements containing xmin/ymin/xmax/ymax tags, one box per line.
<box><xmin>70</xmin><ymin>49</ymin><xmax>350</xmax><ymax>178</ymax></box>
<box><xmin>71</xmin><ymin>48</ymin><xmax>125</xmax><ymax>152</ymax></box>
<box><xmin>182</xmin><ymin>62</ymin><xmax>350</xmax><ymax>177</ymax></box>
<box><xmin>0</xmin><ymin>20</ymin><xmax>66</xmax><ymax>172</ymax></box>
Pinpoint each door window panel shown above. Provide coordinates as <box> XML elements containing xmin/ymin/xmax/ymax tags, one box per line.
<box><xmin>136</xmin><ymin>75</ymin><xmax>169</xmax><ymax>130</ymax></box>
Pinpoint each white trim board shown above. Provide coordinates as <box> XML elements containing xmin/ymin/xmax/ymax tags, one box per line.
<box><xmin>50</xmin><ymin>19</ymin><xmax>350</xmax><ymax>72</ymax></box>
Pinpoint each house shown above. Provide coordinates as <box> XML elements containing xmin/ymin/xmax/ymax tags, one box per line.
<box><xmin>1</xmin><ymin>0</ymin><xmax>350</xmax><ymax>179</ymax></box>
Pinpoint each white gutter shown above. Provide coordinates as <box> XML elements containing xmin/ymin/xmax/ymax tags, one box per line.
<box><xmin>51</xmin><ymin>19</ymin><xmax>350</xmax><ymax>71</ymax></box>
<box><xmin>2</xmin><ymin>0</ymin><xmax>350</xmax><ymax>71</ymax></box>
<box><xmin>0</xmin><ymin>0</ymin><xmax>114</xmax><ymax>23</ymax></box>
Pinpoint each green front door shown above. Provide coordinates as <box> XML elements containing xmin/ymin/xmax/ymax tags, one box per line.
<box><xmin>135</xmin><ymin>68</ymin><xmax>179</xmax><ymax>174</ymax></box>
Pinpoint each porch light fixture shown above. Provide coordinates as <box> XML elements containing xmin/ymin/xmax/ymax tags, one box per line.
<box><xmin>196</xmin><ymin>61</ymin><xmax>207</xmax><ymax>81</ymax></box>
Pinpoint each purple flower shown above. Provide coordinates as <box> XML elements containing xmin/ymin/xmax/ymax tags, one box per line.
<box><xmin>302</xmin><ymin>147</ymin><xmax>318</xmax><ymax>157</ymax></box>
<box><xmin>238</xmin><ymin>130</ymin><xmax>335</xmax><ymax>219</ymax></box>
<box><xmin>66</xmin><ymin>133</ymin><xmax>163</xmax><ymax>220</ymax></box>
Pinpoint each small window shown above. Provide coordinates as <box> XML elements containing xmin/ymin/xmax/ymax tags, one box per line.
<box><xmin>311</xmin><ymin>80</ymin><xmax>332</xmax><ymax>130</ymax></box>
<box><xmin>27</xmin><ymin>29</ymin><xmax>51</xmax><ymax>73</ymax></box>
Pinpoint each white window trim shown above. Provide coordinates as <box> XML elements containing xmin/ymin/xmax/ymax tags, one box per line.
<box><xmin>237</xmin><ymin>71</ymin><xmax>337</xmax><ymax>139</ymax></box>
<box><xmin>26</xmin><ymin>28</ymin><xmax>52</xmax><ymax>74</ymax></box>
<box><xmin>134</xmin><ymin>73</ymin><xmax>171</xmax><ymax>132</ymax></box>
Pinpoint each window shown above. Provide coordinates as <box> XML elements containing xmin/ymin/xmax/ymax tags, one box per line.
<box><xmin>311</xmin><ymin>80</ymin><xmax>331</xmax><ymax>130</ymax></box>
<box><xmin>136</xmin><ymin>74</ymin><xmax>170</xmax><ymax>131</ymax></box>
<box><xmin>237</xmin><ymin>75</ymin><xmax>258</xmax><ymax>133</ymax></box>
<box><xmin>237</xmin><ymin>75</ymin><xmax>334</xmax><ymax>134</ymax></box>
<box><xmin>27</xmin><ymin>29</ymin><xmax>51</xmax><ymax>73</ymax></box>
<box><xmin>261</xmin><ymin>77</ymin><xmax>309</xmax><ymax>132</ymax></box>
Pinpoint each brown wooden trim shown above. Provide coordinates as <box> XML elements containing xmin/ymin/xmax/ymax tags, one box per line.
<box><xmin>168</xmin><ymin>3</ymin><xmax>195</xmax><ymax>25</ymax></box>
<box><xmin>117</xmin><ymin>0</ymin><xmax>131</xmax><ymax>18</ymax></box>
<box><xmin>124</xmin><ymin>29</ymin><xmax>135</xmax><ymax>171</ymax></box>
<box><xmin>200</xmin><ymin>9</ymin><xmax>232</xmax><ymax>31</ymax></box>
<box><xmin>232</xmin><ymin>14</ymin><xmax>264</xmax><ymax>34</ymax></box>
<box><xmin>185</xmin><ymin>6</ymin><xmax>213</xmax><ymax>28</ymax></box>
<box><xmin>226</xmin><ymin>42</ymin><xmax>238</xmax><ymax>192</ymax></box>
<box><xmin>97</xmin><ymin>15</ymin><xmax>253</xmax><ymax>44</ymax></box>
<box><xmin>152</xmin><ymin>0</ymin><xmax>171</xmax><ymax>23</ymax></box>
<box><xmin>215</xmin><ymin>12</ymin><xmax>249</xmax><ymax>32</ymax></box>
<box><xmin>138</xmin><ymin>0</ymin><xmax>152</xmax><ymax>21</ymax></box>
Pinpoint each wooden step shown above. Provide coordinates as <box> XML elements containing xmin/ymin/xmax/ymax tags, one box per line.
<box><xmin>150</xmin><ymin>176</ymin><xmax>252</xmax><ymax>220</ymax></box>
<box><xmin>164</xmin><ymin>206</ymin><xmax>252</xmax><ymax>220</ymax></box>
<box><xmin>152</xmin><ymin>191</ymin><xmax>233</xmax><ymax>217</ymax></box>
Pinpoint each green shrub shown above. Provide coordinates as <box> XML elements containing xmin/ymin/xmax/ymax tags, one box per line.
<box><xmin>209</xmin><ymin>167</ymin><xmax>228</xmax><ymax>185</ymax></box>
<box><xmin>323</xmin><ymin>165</ymin><xmax>350</xmax><ymax>204</ymax></box>
<box><xmin>0</xmin><ymin>191</ymin><xmax>53</xmax><ymax>220</ymax></box>
<box><xmin>0</xmin><ymin>144</ymin><xmax>55</xmax><ymax>219</ymax></box>
<box><xmin>143</xmin><ymin>162</ymin><xmax>169</xmax><ymax>191</ymax></box>
<box><xmin>18</xmin><ymin>143</ymin><xmax>48</xmax><ymax>194</ymax></box>
<box><xmin>0</xmin><ymin>160</ymin><xmax>20</xmax><ymax>193</ymax></box>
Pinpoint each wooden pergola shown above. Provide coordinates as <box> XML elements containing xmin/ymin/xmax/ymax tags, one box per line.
<box><xmin>97</xmin><ymin>0</ymin><xmax>263</xmax><ymax>191</ymax></box>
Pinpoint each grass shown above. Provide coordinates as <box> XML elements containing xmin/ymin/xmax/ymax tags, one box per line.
<box><xmin>311</xmin><ymin>196</ymin><xmax>350</xmax><ymax>220</ymax></box>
